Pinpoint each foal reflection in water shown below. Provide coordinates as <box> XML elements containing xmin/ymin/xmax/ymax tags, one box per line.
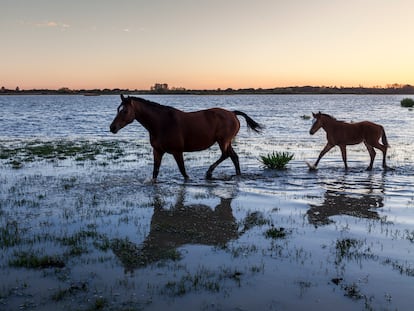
<box><xmin>110</xmin><ymin>95</ymin><xmax>262</xmax><ymax>181</ymax></box>
<box><xmin>308</xmin><ymin>112</ymin><xmax>389</xmax><ymax>170</ymax></box>
<box><xmin>307</xmin><ymin>189</ymin><xmax>384</xmax><ymax>227</ymax></box>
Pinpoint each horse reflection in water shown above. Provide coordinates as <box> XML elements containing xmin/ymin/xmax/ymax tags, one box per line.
<box><xmin>112</xmin><ymin>187</ymin><xmax>262</xmax><ymax>273</ymax></box>
<box><xmin>307</xmin><ymin>174</ymin><xmax>385</xmax><ymax>226</ymax></box>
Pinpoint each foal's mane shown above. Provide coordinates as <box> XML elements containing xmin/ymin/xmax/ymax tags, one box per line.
<box><xmin>319</xmin><ymin>113</ymin><xmax>347</xmax><ymax>123</ymax></box>
<box><xmin>127</xmin><ymin>96</ymin><xmax>178</xmax><ymax>113</ymax></box>
<box><xmin>320</xmin><ymin>113</ymin><xmax>336</xmax><ymax>120</ymax></box>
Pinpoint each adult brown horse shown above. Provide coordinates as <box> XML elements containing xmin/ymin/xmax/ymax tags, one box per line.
<box><xmin>308</xmin><ymin>112</ymin><xmax>389</xmax><ymax>170</ymax></box>
<box><xmin>110</xmin><ymin>95</ymin><xmax>262</xmax><ymax>181</ymax></box>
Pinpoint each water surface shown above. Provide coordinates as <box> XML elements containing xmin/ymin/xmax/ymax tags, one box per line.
<box><xmin>0</xmin><ymin>94</ymin><xmax>413</xmax><ymax>310</ymax></box>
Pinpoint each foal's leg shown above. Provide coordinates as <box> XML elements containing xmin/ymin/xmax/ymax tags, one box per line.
<box><xmin>364</xmin><ymin>142</ymin><xmax>376</xmax><ymax>170</ymax></box>
<box><xmin>381</xmin><ymin>146</ymin><xmax>388</xmax><ymax>169</ymax></box>
<box><xmin>152</xmin><ymin>149</ymin><xmax>165</xmax><ymax>181</ymax></box>
<box><xmin>313</xmin><ymin>143</ymin><xmax>334</xmax><ymax>168</ymax></box>
<box><xmin>371</xmin><ymin>141</ymin><xmax>388</xmax><ymax>169</ymax></box>
<box><xmin>339</xmin><ymin>145</ymin><xmax>348</xmax><ymax>170</ymax></box>
<box><xmin>173</xmin><ymin>152</ymin><xmax>189</xmax><ymax>180</ymax></box>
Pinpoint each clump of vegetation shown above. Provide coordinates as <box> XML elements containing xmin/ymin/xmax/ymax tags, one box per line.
<box><xmin>400</xmin><ymin>98</ymin><xmax>414</xmax><ymax>107</ymax></box>
<box><xmin>265</xmin><ymin>226</ymin><xmax>288</xmax><ymax>239</ymax></box>
<box><xmin>0</xmin><ymin>140</ymin><xmax>127</xmax><ymax>167</ymax></box>
<box><xmin>0</xmin><ymin>221</ymin><xmax>21</xmax><ymax>248</ymax></box>
<box><xmin>9</xmin><ymin>251</ymin><xmax>65</xmax><ymax>269</ymax></box>
<box><xmin>259</xmin><ymin>151</ymin><xmax>294</xmax><ymax>169</ymax></box>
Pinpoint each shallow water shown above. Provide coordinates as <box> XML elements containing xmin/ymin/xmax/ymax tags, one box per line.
<box><xmin>0</xmin><ymin>94</ymin><xmax>413</xmax><ymax>310</ymax></box>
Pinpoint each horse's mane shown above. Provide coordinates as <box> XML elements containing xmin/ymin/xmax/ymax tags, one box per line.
<box><xmin>127</xmin><ymin>96</ymin><xmax>178</xmax><ymax>112</ymax></box>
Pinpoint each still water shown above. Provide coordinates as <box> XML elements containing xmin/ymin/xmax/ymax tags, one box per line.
<box><xmin>0</xmin><ymin>94</ymin><xmax>413</xmax><ymax>310</ymax></box>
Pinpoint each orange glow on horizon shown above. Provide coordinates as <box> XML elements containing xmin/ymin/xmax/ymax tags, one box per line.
<box><xmin>1</xmin><ymin>1</ymin><xmax>414</xmax><ymax>91</ymax></box>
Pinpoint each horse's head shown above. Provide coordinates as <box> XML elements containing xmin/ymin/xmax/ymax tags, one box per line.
<box><xmin>110</xmin><ymin>94</ymin><xmax>136</xmax><ymax>133</ymax></box>
<box><xmin>309</xmin><ymin>111</ymin><xmax>323</xmax><ymax>135</ymax></box>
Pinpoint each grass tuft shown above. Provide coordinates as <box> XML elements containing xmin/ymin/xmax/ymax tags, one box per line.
<box><xmin>259</xmin><ymin>151</ymin><xmax>294</xmax><ymax>170</ymax></box>
<box><xmin>401</xmin><ymin>98</ymin><xmax>414</xmax><ymax>107</ymax></box>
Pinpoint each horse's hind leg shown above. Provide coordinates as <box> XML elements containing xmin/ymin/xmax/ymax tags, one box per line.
<box><xmin>364</xmin><ymin>142</ymin><xmax>376</xmax><ymax>170</ymax></box>
<box><xmin>206</xmin><ymin>141</ymin><xmax>235</xmax><ymax>179</ymax></box>
<box><xmin>206</xmin><ymin>153</ymin><xmax>228</xmax><ymax>179</ymax></box>
<box><xmin>228</xmin><ymin>146</ymin><xmax>241</xmax><ymax>175</ymax></box>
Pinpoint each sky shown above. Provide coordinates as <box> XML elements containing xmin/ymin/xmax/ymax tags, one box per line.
<box><xmin>1</xmin><ymin>0</ymin><xmax>414</xmax><ymax>90</ymax></box>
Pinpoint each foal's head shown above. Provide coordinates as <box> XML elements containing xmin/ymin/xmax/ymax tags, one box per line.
<box><xmin>309</xmin><ymin>112</ymin><xmax>337</xmax><ymax>135</ymax></box>
<box><xmin>110</xmin><ymin>94</ymin><xmax>136</xmax><ymax>134</ymax></box>
<box><xmin>309</xmin><ymin>112</ymin><xmax>324</xmax><ymax>135</ymax></box>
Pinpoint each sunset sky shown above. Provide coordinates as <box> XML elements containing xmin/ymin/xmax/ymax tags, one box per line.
<box><xmin>1</xmin><ymin>0</ymin><xmax>414</xmax><ymax>90</ymax></box>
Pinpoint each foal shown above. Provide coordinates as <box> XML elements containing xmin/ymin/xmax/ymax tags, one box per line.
<box><xmin>308</xmin><ymin>112</ymin><xmax>388</xmax><ymax>170</ymax></box>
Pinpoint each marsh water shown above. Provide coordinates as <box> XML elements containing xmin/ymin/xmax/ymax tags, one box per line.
<box><xmin>0</xmin><ymin>94</ymin><xmax>413</xmax><ymax>310</ymax></box>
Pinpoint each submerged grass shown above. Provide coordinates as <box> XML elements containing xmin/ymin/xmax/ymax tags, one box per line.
<box><xmin>0</xmin><ymin>139</ymin><xmax>128</xmax><ymax>167</ymax></box>
<box><xmin>264</xmin><ymin>226</ymin><xmax>288</xmax><ymax>239</ymax></box>
<box><xmin>0</xmin><ymin>221</ymin><xmax>21</xmax><ymax>248</ymax></box>
<box><xmin>9</xmin><ymin>251</ymin><xmax>65</xmax><ymax>269</ymax></box>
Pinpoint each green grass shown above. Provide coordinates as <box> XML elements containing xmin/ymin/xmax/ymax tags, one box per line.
<box><xmin>401</xmin><ymin>98</ymin><xmax>414</xmax><ymax>107</ymax></box>
<box><xmin>259</xmin><ymin>151</ymin><xmax>294</xmax><ymax>169</ymax></box>
<box><xmin>9</xmin><ymin>251</ymin><xmax>65</xmax><ymax>269</ymax></box>
<box><xmin>0</xmin><ymin>221</ymin><xmax>21</xmax><ymax>248</ymax></box>
<box><xmin>0</xmin><ymin>140</ymin><xmax>127</xmax><ymax>167</ymax></box>
<box><xmin>264</xmin><ymin>226</ymin><xmax>287</xmax><ymax>239</ymax></box>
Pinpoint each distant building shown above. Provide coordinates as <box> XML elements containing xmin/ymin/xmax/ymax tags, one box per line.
<box><xmin>151</xmin><ymin>83</ymin><xmax>169</xmax><ymax>92</ymax></box>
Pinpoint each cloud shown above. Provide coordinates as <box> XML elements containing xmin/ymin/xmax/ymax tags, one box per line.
<box><xmin>35</xmin><ymin>21</ymin><xmax>70</xmax><ymax>29</ymax></box>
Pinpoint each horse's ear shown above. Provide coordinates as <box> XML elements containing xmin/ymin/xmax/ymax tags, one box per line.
<box><xmin>120</xmin><ymin>94</ymin><xmax>125</xmax><ymax>101</ymax></box>
<box><xmin>312</xmin><ymin>112</ymin><xmax>316</xmax><ymax>117</ymax></box>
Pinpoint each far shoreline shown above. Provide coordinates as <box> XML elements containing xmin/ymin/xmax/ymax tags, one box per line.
<box><xmin>1</xmin><ymin>84</ymin><xmax>414</xmax><ymax>96</ymax></box>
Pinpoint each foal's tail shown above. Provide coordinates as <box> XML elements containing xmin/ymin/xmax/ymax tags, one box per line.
<box><xmin>233</xmin><ymin>111</ymin><xmax>263</xmax><ymax>133</ymax></box>
<box><xmin>381</xmin><ymin>126</ymin><xmax>389</xmax><ymax>148</ymax></box>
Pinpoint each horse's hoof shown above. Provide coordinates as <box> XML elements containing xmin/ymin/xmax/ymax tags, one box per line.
<box><xmin>306</xmin><ymin>161</ymin><xmax>317</xmax><ymax>171</ymax></box>
<box><xmin>144</xmin><ymin>177</ymin><xmax>157</xmax><ymax>184</ymax></box>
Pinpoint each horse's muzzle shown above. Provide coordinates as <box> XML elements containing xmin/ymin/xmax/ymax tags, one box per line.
<box><xmin>110</xmin><ymin>124</ymin><xmax>118</xmax><ymax>134</ymax></box>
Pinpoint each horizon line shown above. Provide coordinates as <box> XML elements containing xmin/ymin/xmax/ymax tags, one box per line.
<box><xmin>2</xmin><ymin>83</ymin><xmax>414</xmax><ymax>92</ymax></box>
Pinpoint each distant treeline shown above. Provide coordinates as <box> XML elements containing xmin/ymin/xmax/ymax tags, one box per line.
<box><xmin>1</xmin><ymin>85</ymin><xmax>414</xmax><ymax>95</ymax></box>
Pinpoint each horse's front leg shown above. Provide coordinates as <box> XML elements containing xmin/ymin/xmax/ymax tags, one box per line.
<box><xmin>313</xmin><ymin>143</ymin><xmax>334</xmax><ymax>168</ymax></box>
<box><xmin>152</xmin><ymin>149</ymin><xmax>164</xmax><ymax>181</ymax></box>
<box><xmin>339</xmin><ymin>145</ymin><xmax>348</xmax><ymax>170</ymax></box>
<box><xmin>173</xmin><ymin>152</ymin><xmax>189</xmax><ymax>180</ymax></box>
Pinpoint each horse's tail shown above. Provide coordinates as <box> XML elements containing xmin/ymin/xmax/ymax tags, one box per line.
<box><xmin>233</xmin><ymin>111</ymin><xmax>263</xmax><ymax>133</ymax></box>
<box><xmin>381</xmin><ymin>126</ymin><xmax>389</xmax><ymax>148</ymax></box>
